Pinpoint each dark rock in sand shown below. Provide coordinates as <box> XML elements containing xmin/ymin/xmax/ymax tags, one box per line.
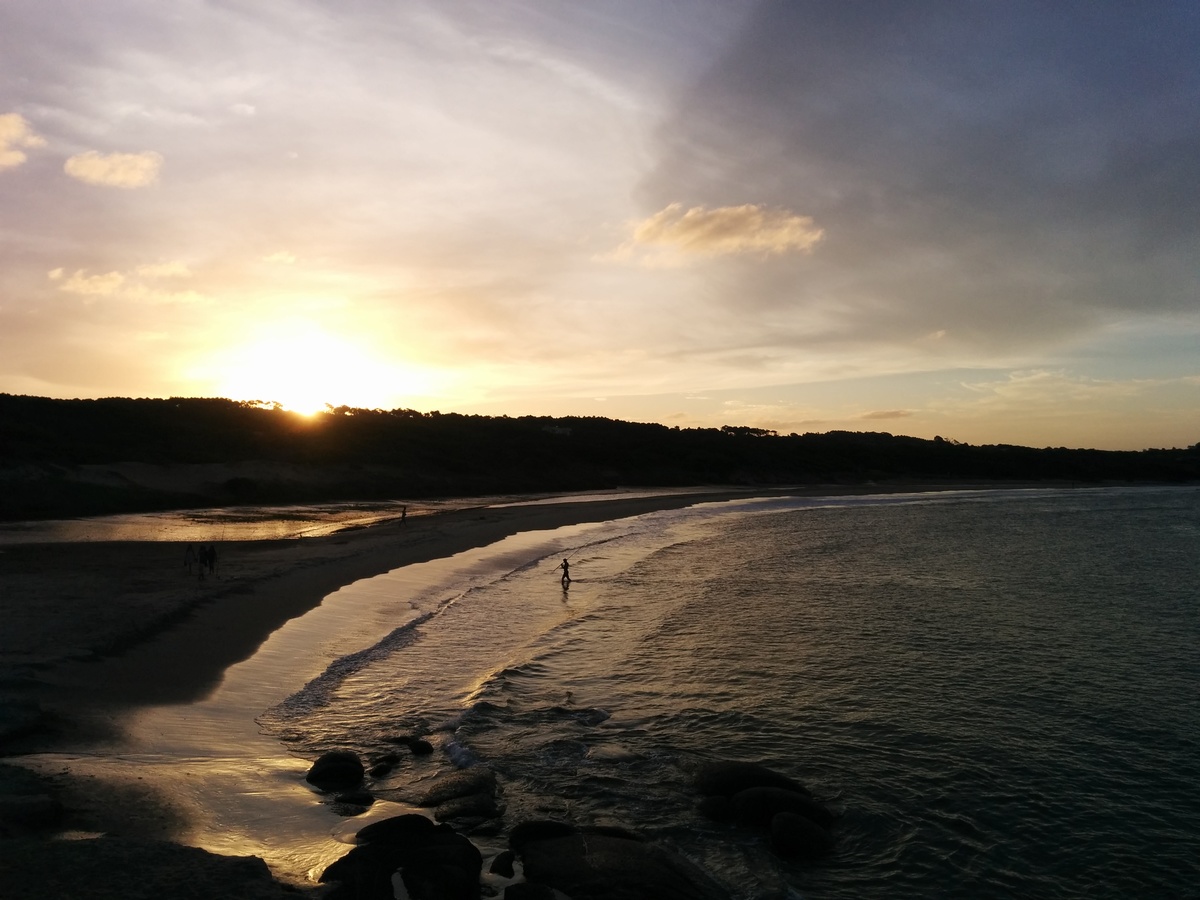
<box><xmin>321</xmin><ymin>842</ymin><xmax>401</xmax><ymax>900</ymax></box>
<box><xmin>693</xmin><ymin>761</ymin><xmax>810</xmax><ymax>798</ymax></box>
<box><xmin>367</xmin><ymin>761</ymin><xmax>394</xmax><ymax>777</ymax></box>
<box><xmin>400</xmin><ymin>860</ymin><xmax>479</xmax><ymax>900</ymax></box>
<box><xmin>306</xmin><ymin>750</ymin><xmax>365</xmax><ymax>791</ymax></box>
<box><xmin>770</xmin><ymin>811</ymin><xmax>833</xmax><ymax>859</ymax></box>
<box><xmin>335</xmin><ymin>789</ymin><xmax>376</xmax><ymax>807</ymax></box>
<box><xmin>324</xmin><ymin>816</ymin><xmax>482</xmax><ymax>900</ymax></box>
<box><xmin>410</xmin><ymin>738</ymin><xmax>435</xmax><ymax>755</ymax></box>
<box><xmin>416</xmin><ymin>767</ymin><xmax>497</xmax><ymax>807</ymax></box>
<box><xmin>508</xmin><ymin>819</ymin><xmax>578</xmax><ymax>852</ymax></box>
<box><xmin>489</xmin><ymin>849</ymin><xmax>516</xmax><ymax>877</ymax></box>
<box><xmin>519</xmin><ymin>833</ymin><xmax>729</xmax><ymax>900</ymax></box>
<box><xmin>731</xmin><ymin>786</ymin><xmax>835</xmax><ymax>830</ymax></box>
<box><xmin>356</xmin><ymin>812</ymin><xmax>436</xmax><ymax>844</ymax></box>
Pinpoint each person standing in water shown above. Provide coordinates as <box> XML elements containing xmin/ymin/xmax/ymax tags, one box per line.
<box><xmin>559</xmin><ymin>558</ymin><xmax>571</xmax><ymax>586</ymax></box>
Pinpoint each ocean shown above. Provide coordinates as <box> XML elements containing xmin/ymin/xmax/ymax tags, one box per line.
<box><xmin>51</xmin><ymin>486</ymin><xmax>1200</xmax><ymax>897</ymax></box>
<box><xmin>240</xmin><ymin>485</ymin><xmax>1198</xmax><ymax>897</ymax></box>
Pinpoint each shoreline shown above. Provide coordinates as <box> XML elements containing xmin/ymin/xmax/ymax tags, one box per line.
<box><xmin>0</xmin><ymin>480</ymin><xmax>1103</xmax><ymax>896</ymax></box>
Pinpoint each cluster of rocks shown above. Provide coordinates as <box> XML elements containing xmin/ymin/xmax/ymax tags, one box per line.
<box><xmin>305</xmin><ymin>742</ymin><xmax>502</xmax><ymax>833</ymax></box>
<box><xmin>305</xmin><ymin>749</ymin><xmax>838</xmax><ymax>899</ymax></box>
<box><xmin>317</xmin><ymin>813</ymin><xmax>730</xmax><ymax>900</ymax></box>
<box><xmin>693</xmin><ymin>761</ymin><xmax>836</xmax><ymax>860</ymax></box>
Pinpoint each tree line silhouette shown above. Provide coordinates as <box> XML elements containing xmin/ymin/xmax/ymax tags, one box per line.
<box><xmin>1</xmin><ymin>394</ymin><xmax>1196</xmax><ymax>520</ymax></box>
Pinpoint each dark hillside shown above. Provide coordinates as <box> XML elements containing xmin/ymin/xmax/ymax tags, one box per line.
<box><xmin>1</xmin><ymin>394</ymin><xmax>1196</xmax><ymax>520</ymax></box>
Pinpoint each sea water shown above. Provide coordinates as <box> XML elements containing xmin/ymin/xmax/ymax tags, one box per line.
<box><xmin>245</xmin><ymin>486</ymin><xmax>1200</xmax><ymax>898</ymax></box>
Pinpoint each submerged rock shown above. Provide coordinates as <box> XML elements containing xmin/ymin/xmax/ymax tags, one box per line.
<box><xmin>693</xmin><ymin>761</ymin><xmax>811</xmax><ymax>798</ymax></box>
<box><xmin>770</xmin><ymin>811</ymin><xmax>833</xmax><ymax>859</ymax></box>
<box><xmin>416</xmin><ymin>767</ymin><xmax>497</xmax><ymax>807</ymax></box>
<box><xmin>731</xmin><ymin>786</ymin><xmax>835</xmax><ymax>830</ymax></box>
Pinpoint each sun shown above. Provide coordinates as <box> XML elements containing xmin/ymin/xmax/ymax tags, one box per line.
<box><xmin>203</xmin><ymin>323</ymin><xmax>439</xmax><ymax>413</ymax></box>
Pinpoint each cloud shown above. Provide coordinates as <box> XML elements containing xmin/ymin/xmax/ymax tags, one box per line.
<box><xmin>49</xmin><ymin>262</ymin><xmax>201</xmax><ymax>304</ymax></box>
<box><xmin>64</xmin><ymin>150</ymin><xmax>163</xmax><ymax>188</ymax></box>
<box><xmin>52</xmin><ymin>269</ymin><xmax>126</xmax><ymax>295</ymax></box>
<box><xmin>0</xmin><ymin>113</ymin><xmax>46</xmax><ymax>170</ymax></box>
<box><xmin>860</xmin><ymin>409</ymin><xmax>912</xmax><ymax>420</ymax></box>
<box><xmin>136</xmin><ymin>261</ymin><xmax>191</xmax><ymax>278</ymax></box>
<box><xmin>619</xmin><ymin>203</ymin><xmax>823</xmax><ymax>263</ymax></box>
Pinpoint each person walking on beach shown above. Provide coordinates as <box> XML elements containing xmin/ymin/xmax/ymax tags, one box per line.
<box><xmin>401</xmin><ymin>505</ymin><xmax>407</xmax><ymax>526</ymax></box>
<box><xmin>559</xmin><ymin>557</ymin><xmax>571</xmax><ymax>586</ymax></box>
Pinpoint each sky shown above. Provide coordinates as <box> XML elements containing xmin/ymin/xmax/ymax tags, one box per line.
<box><xmin>2</xmin><ymin>0</ymin><xmax>1198</xmax><ymax>450</ymax></box>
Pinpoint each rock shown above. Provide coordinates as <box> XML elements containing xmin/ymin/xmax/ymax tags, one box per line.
<box><xmin>770</xmin><ymin>811</ymin><xmax>833</xmax><ymax>859</ymax></box>
<box><xmin>508</xmin><ymin>820</ymin><xmax>577</xmax><ymax>852</ymax></box>
<box><xmin>693</xmin><ymin>761</ymin><xmax>810</xmax><ymax>798</ymax></box>
<box><xmin>416</xmin><ymin>768</ymin><xmax>497</xmax><ymax>807</ymax></box>
<box><xmin>321</xmin><ymin>843</ymin><xmax>403</xmax><ymax>900</ymax></box>
<box><xmin>356</xmin><ymin>812</ymin><xmax>436</xmax><ymax>844</ymax></box>
<box><xmin>731</xmin><ymin>786</ymin><xmax>835</xmax><ymax>829</ymax></box>
<box><xmin>335</xmin><ymin>789</ymin><xmax>376</xmax><ymax>807</ymax></box>
<box><xmin>435</xmin><ymin>792</ymin><xmax>500</xmax><ymax>822</ymax></box>
<box><xmin>518</xmin><ymin>833</ymin><xmax>729</xmax><ymax>900</ymax></box>
<box><xmin>400</xmin><ymin>860</ymin><xmax>479</xmax><ymax>900</ymax></box>
<box><xmin>306</xmin><ymin>750</ymin><xmax>365</xmax><ymax>791</ymax></box>
<box><xmin>367</xmin><ymin>761</ymin><xmax>394</xmax><ymax>778</ymax></box>
<box><xmin>489</xmin><ymin>849</ymin><xmax>516</xmax><ymax>877</ymax></box>
<box><xmin>324</xmin><ymin>818</ymin><xmax>482</xmax><ymax>900</ymax></box>
<box><xmin>410</xmin><ymin>739</ymin><xmax>435</xmax><ymax>755</ymax></box>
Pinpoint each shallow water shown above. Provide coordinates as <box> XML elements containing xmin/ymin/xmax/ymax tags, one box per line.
<box><xmin>27</xmin><ymin>486</ymin><xmax>1200</xmax><ymax>897</ymax></box>
<box><xmin>0</xmin><ymin>487</ymin><xmax>714</xmax><ymax>544</ymax></box>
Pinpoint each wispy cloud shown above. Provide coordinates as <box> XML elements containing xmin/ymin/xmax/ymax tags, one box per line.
<box><xmin>50</xmin><ymin>263</ymin><xmax>203</xmax><ymax>304</ymax></box>
<box><xmin>0</xmin><ymin>113</ymin><xmax>46</xmax><ymax>170</ymax></box>
<box><xmin>64</xmin><ymin>150</ymin><xmax>163</xmax><ymax>188</ymax></box>
<box><xmin>616</xmin><ymin>203</ymin><xmax>823</xmax><ymax>264</ymax></box>
<box><xmin>861</xmin><ymin>409</ymin><xmax>912</xmax><ymax>420</ymax></box>
<box><xmin>50</xmin><ymin>268</ymin><xmax>126</xmax><ymax>296</ymax></box>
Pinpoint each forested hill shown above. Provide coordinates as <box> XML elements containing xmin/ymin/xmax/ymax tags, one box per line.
<box><xmin>2</xmin><ymin>394</ymin><xmax>1197</xmax><ymax>520</ymax></box>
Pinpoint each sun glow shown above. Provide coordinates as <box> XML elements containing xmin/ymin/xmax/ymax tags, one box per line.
<box><xmin>201</xmin><ymin>323</ymin><xmax>441</xmax><ymax>414</ymax></box>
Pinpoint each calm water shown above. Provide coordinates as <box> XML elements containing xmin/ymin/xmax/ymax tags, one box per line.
<box><xmin>251</xmin><ymin>486</ymin><xmax>1200</xmax><ymax>898</ymax></box>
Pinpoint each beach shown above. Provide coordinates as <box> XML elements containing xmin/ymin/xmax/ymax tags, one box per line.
<box><xmin>0</xmin><ymin>486</ymin><xmax>816</xmax><ymax>897</ymax></box>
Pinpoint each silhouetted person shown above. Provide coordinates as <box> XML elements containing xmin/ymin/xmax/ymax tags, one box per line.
<box><xmin>184</xmin><ymin>544</ymin><xmax>195</xmax><ymax>574</ymax></box>
<box><xmin>559</xmin><ymin>558</ymin><xmax>571</xmax><ymax>586</ymax></box>
<box><xmin>197</xmin><ymin>544</ymin><xmax>208</xmax><ymax>580</ymax></box>
<box><xmin>401</xmin><ymin>505</ymin><xmax>407</xmax><ymax>525</ymax></box>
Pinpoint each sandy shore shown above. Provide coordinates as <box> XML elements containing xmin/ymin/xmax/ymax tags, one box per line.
<box><xmin>0</xmin><ymin>482</ymin><xmax>1057</xmax><ymax>897</ymax></box>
